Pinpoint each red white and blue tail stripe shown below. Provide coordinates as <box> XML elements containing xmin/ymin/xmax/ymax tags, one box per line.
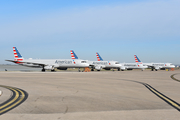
<box><xmin>70</xmin><ymin>50</ymin><xmax>78</xmax><ymax>59</ymax></box>
<box><xmin>96</xmin><ymin>52</ymin><xmax>103</xmax><ymax>61</ymax></box>
<box><xmin>13</xmin><ymin>47</ymin><xmax>24</xmax><ymax>61</ymax></box>
<box><xmin>134</xmin><ymin>55</ymin><xmax>141</xmax><ymax>63</ymax></box>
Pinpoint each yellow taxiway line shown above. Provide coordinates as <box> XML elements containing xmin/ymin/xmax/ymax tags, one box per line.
<box><xmin>145</xmin><ymin>84</ymin><xmax>180</xmax><ymax>110</ymax></box>
<box><xmin>0</xmin><ymin>85</ymin><xmax>28</xmax><ymax>115</ymax></box>
<box><xmin>171</xmin><ymin>74</ymin><xmax>180</xmax><ymax>82</ymax></box>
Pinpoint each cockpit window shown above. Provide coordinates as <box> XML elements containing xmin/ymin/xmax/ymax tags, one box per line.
<box><xmin>115</xmin><ymin>62</ymin><xmax>119</xmax><ymax>64</ymax></box>
<box><xmin>81</xmin><ymin>61</ymin><xmax>87</xmax><ymax>63</ymax></box>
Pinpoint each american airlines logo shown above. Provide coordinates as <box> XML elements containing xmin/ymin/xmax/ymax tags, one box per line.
<box><xmin>152</xmin><ymin>64</ymin><xmax>164</xmax><ymax>66</ymax></box>
<box><xmin>55</xmin><ymin>60</ymin><xmax>72</xmax><ymax>64</ymax></box>
<box><xmin>124</xmin><ymin>64</ymin><xmax>136</xmax><ymax>66</ymax></box>
<box><xmin>93</xmin><ymin>62</ymin><xmax>108</xmax><ymax>65</ymax></box>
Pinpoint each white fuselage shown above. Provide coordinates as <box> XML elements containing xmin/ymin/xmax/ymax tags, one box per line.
<box><xmin>120</xmin><ymin>63</ymin><xmax>148</xmax><ymax>70</ymax></box>
<box><xmin>142</xmin><ymin>63</ymin><xmax>175</xmax><ymax>69</ymax></box>
<box><xmin>16</xmin><ymin>59</ymin><xmax>89</xmax><ymax>69</ymax></box>
<box><xmin>88</xmin><ymin>61</ymin><xmax>121</xmax><ymax>70</ymax></box>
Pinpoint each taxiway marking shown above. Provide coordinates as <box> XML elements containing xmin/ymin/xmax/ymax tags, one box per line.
<box><xmin>171</xmin><ymin>74</ymin><xmax>180</xmax><ymax>82</ymax></box>
<box><xmin>144</xmin><ymin>83</ymin><xmax>180</xmax><ymax>111</ymax></box>
<box><xmin>121</xmin><ymin>79</ymin><xmax>180</xmax><ymax>112</ymax></box>
<box><xmin>0</xmin><ymin>85</ymin><xmax>28</xmax><ymax>115</ymax></box>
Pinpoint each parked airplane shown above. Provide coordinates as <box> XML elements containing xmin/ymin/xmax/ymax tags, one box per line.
<box><xmin>70</xmin><ymin>50</ymin><xmax>121</xmax><ymax>71</ymax></box>
<box><xmin>134</xmin><ymin>55</ymin><xmax>175</xmax><ymax>71</ymax></box>
<box><xmin>119</xmin><ymin>62</ymin><xmax>148</xmax><ymax>71</ymax></box>
<box><xmin>6</xmin><ymin>47</ymin><xmax>89</xmax><ymax>72</ymax></box>
<box><xmin>95</xmin><ymin>52</ymin><xmax>147</xmax><ymax>71</ymax></box>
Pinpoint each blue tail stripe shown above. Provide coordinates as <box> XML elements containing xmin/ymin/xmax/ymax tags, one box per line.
<box><xmin>72</xmin><ymin>50</ymin><xmax>78</xmax><ymax>59</ymax></box>
<box><xmin>14</xmin><ymin>47</ymin><xmax>22</xmax><ymax>58</ymax></box>
<box><xmin>136</xmin><ymin>55</ymin><xmax>141</xmax><ymax>62</ymax></box>
<box><xmin>97</xmin><ymin>53</ymin><xmax>103</xmax><ymax>61</ymax></box>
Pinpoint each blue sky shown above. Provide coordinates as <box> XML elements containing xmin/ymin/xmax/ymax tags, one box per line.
<box><xmin>0</xmin><ymin>0</ymin><xmax>180</xmax><ymax>64</ymax></box>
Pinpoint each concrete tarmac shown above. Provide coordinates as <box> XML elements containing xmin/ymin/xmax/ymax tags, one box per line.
<box><xmin>0</xmin><ymin>70</ymin><xmax>180</xmax><ymax>120</ymax></box>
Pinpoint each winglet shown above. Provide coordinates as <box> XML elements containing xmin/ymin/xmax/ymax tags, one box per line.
<box><xmin>70</xmin><ymin>50</ymin><xmax>78</xmax><ymax>59</ymax></box>
<box><xmin>96</xmin><ymin>52</ymin><xmax>103</xmax><ymax>61</ymax></box>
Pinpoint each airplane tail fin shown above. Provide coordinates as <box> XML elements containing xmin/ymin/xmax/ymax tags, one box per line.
<box><xmin>96</xmin><ymin>52</ymin><xmax>103</xmax><ymax>61</ymax></box>
<box><xmin>134</xmin><ymin>55</ymin><xmax>141</xmax><ymax>63</ymax></box>
<box><xmin>70</xmin><ymin>50</ymin><xmax>78</xmax><ymax>59</ymax></box>
<box><xmin>13</xmin><ymin>47</ymin><xmax>24</xmax><ymax>61</ymax></box>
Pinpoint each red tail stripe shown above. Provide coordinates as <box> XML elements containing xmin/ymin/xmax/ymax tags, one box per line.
<box><xmin>15</xmin><ymin>62</ymin><xmax>23</xmax><ymax>64</ymax></box>
<box><xmin>17</xmin><ymin>59</ymin><xmax>23</xmax><ymax>61</ymax></box>
<box><xmin>96</xmin><ymin>53</ymin><xmax>100</xmax><ymax>61</ymax></box>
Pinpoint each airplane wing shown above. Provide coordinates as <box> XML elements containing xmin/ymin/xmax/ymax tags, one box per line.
<box><xmin>146</xmin><ymin>65</ymin><xmax>162</xmax><ymax>69</ymax></box>
<box><xmin>5</xmin><ymin>60</ymin><xmax>18</xmax><ymax>63</ymax></box>
<box><xmin>89</xmin><ymin>64</ymin><xmax>106</xmax><ymax>70</ymax></box>
<box><xmin>5</xmin><ymin>60</ymin><xmax>46</xmax><ymax>66</ymax></box>
<box><xmin>146</xmin><ymin>65</ymin><xmax>154</xmax><ymax>68</ymax></box>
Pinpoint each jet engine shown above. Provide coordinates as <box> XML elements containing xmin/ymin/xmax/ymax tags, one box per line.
<box><xmin>44</xmin><ymin>65</ymin><xmax>54</xmax><ymax>70</ymax></box>
<box><xmin>155</xmin><ymin>66</ymin><xmax>160</xmax><ymax>71</ymax></box>
<box><xmin>95</xmin><ymin>66</ymin><xmax>102</xmax><ymax>71</ymax></box>
<box><xmin>57</xmin><ymin>67</ymin><xmax>68</xmax><ymax>70</ymax></box>
<box><xmin>127</xmin><ymin>69</ymin><xmax>133</xmax><ymax>70</ymax></box>
<box><xmin>120</xmin><ymin>66</ymin><xmax>126</xmax><ymax>71</ymax></box>
<box><xmin>104</xmin><ymin>68</ymin><xmax>111</xmax><ymax>70</ymax></box>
